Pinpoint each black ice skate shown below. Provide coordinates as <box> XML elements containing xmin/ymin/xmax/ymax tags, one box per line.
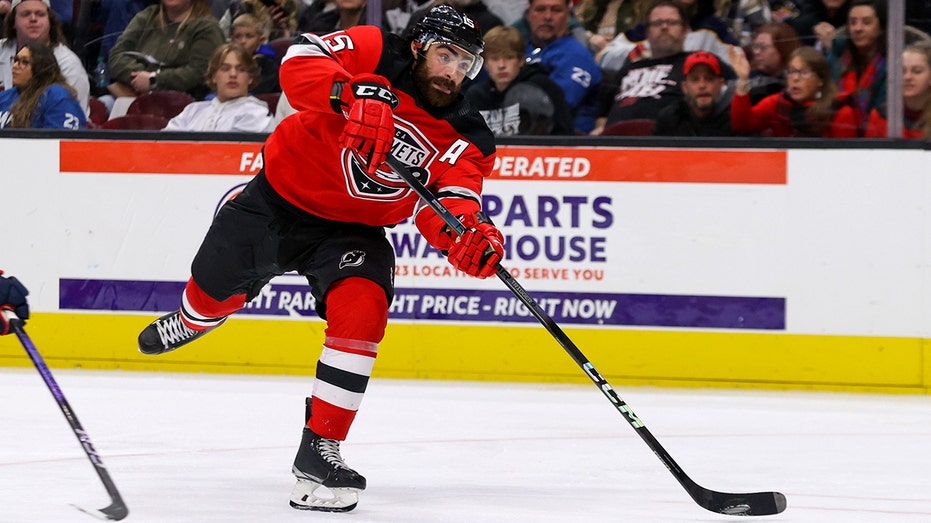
<box><xmin>137</xmin><ymin>311</ymin><xmax>223</xmax><ymax>355</ymax></box>
<box><xmin>290</xmin><ymin>427</ymin><xmax>366</xmax><ymax>512</ymax></box>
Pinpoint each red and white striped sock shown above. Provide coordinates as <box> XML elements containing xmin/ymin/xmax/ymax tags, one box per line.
<box><xmin>180</xmin><ymin>277</ymin><xmax>245</xmax><ymax>331</ymax></box>
<box><xmin>308</xmin><ymin>277</ymin><xmax>388</xmax><ymax>440</ymax></box>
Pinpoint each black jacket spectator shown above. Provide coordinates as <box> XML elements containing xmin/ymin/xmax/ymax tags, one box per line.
<box><xmin>598</xmin><ymin>51</ymin><xmax>690</xmax><ymax>125</ymax></box>
<box><xmin>653</xmin><ymin>88</ymin><xmax>734</xmax><ymax>136</ymax></box>
<box><xmin>789</xmin><ymin>0</ymin><xmax>851</xmax><ymax>46</ymax></box>
<box><xmin>465</xmin><ymin>62</ymin><xmax>574</xmax><ymax>136</ymax></box>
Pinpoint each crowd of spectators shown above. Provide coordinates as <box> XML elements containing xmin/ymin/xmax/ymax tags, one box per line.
<box><xmin>0</xmin><ymin>0</ymin><xmax>927</xmax><ymax>138</ymax></box>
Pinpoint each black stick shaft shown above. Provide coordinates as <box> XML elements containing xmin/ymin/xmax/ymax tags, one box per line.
<box><xmin>3</xmin><ymin>310</ymin><xmax>129</xmax><ymax>521</ymax></box>
<box><xmin>385</xmin><ymin>155</ymin><xmax>786</xmax><ymax>516</ymax></box>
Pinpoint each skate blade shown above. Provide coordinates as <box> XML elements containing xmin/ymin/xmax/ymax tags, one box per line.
<box><xmin>289</xmin><ymin>479</ymin><xmax>359</xmax><ymax>512</ymax></box>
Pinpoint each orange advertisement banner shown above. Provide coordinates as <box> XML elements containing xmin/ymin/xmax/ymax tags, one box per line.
<box><xmin>61</xmin><ymin>140</ymin><xmax>786</xmax><ymax>184</ymax></box>
<box><xmin>60</xmin><ymin>140</ymin><xmax>264</xmax><ymax>175</ymax></box>
<box><xmin>492</xmin><ymin>146</ymin><xmax>786</xmax><ymax>184</ymax></box>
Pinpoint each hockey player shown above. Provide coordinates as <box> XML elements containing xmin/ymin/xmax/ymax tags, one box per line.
<box><xmin>0</xmin><ymin>270</ymin><xmax>29</xmax><ymax>335</ymax></box>
<box><xmin>137</xmin><ymin>5</ymin><xmax>502</xmax><ymax>513</ymax></box>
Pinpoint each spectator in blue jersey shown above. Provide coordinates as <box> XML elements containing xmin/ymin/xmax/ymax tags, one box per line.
<box><xmin>522</xmin><ymin>0</ymin><xmax>602</xmax><ymax>132</ymax></box>
<box><xmin>0</xmin><ymin>43</ymin><xmax>85</xmax><ymax>128</ymax></box>
<box><xmin>0</xmin><ymin>0</ymin><xmax>89</xmax><ymax>117</ymax></box>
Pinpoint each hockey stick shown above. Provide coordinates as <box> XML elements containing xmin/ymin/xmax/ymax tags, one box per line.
<box><xmin>1</xmin><ymin>308</ymin><xmax>129</xmax><ymax>521</ymax></box>
<box><xmin>385</xmin><ymin>155</ymin><xmax>787</xmax><ymax>516</ymax></box>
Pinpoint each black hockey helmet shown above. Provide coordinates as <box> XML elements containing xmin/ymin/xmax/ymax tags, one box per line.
<box><xmin>412</xmin><ymin>5</ymin><xmax>485</xmax><ymax>79</ymax></box>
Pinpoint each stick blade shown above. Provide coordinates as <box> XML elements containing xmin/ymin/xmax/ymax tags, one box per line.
<box><xmin>73</xmin><ymin>501</ymin><xmax>129</xmax><ymax>521</ymax></box>
<box><xmin>694</xmin><ymin>489</ymin><xmax>787</xmax><ymax>516</ymax></box>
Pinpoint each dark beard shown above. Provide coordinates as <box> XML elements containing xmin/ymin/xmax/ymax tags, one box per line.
<box><xmin>412</xmin><ymin>57</ymin><xmax>460</xmax><ymax>108</ymax></box>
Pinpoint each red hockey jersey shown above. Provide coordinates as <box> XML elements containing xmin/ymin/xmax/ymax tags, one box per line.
<box><xmin>264</xmin><ymin>26</ymin><xmax>496</xmax><ymax>239</ymax></box>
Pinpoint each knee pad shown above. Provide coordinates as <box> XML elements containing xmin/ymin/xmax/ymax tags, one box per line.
<box><xmin>323</xmin><ymin>277</ymin><xmax>388</xmax><ymax>343</ymax></box>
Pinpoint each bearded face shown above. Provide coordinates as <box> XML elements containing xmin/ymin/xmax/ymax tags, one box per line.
<box><xmin>411</xmin><ymin>44</ymin><xmax>470</xmax><ymax>107</ymax></box>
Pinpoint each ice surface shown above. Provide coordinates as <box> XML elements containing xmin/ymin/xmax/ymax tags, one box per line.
<box><xmin>2</xmin><ymin>369</ymin><xmax>930</xmax><ymax>522</ymax></box>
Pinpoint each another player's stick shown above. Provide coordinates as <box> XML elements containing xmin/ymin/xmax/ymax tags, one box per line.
<box><xmin>385</xmin><ymin>155</ymin><xmax>787</xmax><ymax>516</ymax></box>
<box><xmin>1</xmin><ymin>309</ymin><xmax>129</xmax><ymax>521</ymax></box>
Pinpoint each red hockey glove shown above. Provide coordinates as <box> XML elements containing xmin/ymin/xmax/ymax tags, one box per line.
<box><xmin>0</xmin><ymin>270</ymin><xmax>29</xmax><ymax>335</ymax></box>
<box><xmin>446</xmin><ymin>213</ymin><xmax>504</xmax><ymax>279</ymax></box>
<box><xmin>334</xmin><ymin>73</ymin><xmax>399</xmax><ymax>176</ymax></box>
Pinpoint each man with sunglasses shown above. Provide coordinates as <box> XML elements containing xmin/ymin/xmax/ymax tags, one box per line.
<box><xmin>137</xmin><ymin>4</ymin><xmax>502</xmax><ymax>513</ymax></box>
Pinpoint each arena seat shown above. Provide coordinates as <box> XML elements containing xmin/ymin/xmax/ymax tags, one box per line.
<box><xmin>126</xmin><ymin>91</ymin><xmax>194</xmax><ymax>119</ymax></box>
<box><xmin>269</xmin><ymin>37</ymin><xmax>294</xmax><ymax>60</ymax></box>
<box><xmin>87</xmin><ymin>97</ymin><xmax>109</xmax><ymax>128</ymax></box>
<box><xmin>254</xmin><ymin>92</ymin><xmax>281</xmax><ymax>115</ymax></box>
<box><xmin>100</xmin><ymin>114</ymin><xmax>170</xmax><ymax>130</ymax></box>
<box><xmin>601</xmin><ymin>119</ymin><xmax>656</xmax><ymax>136</ymax></box>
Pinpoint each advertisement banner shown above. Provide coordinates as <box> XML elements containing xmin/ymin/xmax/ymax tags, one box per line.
<box><xmin>55</xmin><ymin>140</ymin><xmax>788</xmax><ymax>330</ymax></box>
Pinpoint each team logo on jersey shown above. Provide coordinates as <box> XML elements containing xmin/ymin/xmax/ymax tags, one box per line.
<box><xmin>343</xmin><ymin>117</ymin><xmax>436</xmax><ymax>201</ymax></box>
<box><xmin>339</xmin><ymin>250</ymin><xmax>366</xmax><ymax>269</ymax></box>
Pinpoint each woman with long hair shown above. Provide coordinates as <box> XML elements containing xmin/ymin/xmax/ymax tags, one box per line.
<box><xmin>0</xmin><ymin>43</ymin><xmax>85</xmax><ymax>128</ymax></box>
<box><xmin>0</xmin><ymin>0</ymin><xmax>89</xmax><ymax>117</ymax></box>
<box><xmin>866</xmin><ymin>43</ymin><xmax>931</xmax><ymax>138</ymax></box>
<box><xmin>826</xmin><ymin>0</ymin><xmax>887</xmax><ymax>132</ymax></box>
<box><xmin>730</xmin><ymin>45</ymin><xmax>858</xmax><ymax>137</ymax></box>
<box><xmin>107</xmin><ymin>0</ymin><xmax>225</xmax><ymax>99</ymax></box>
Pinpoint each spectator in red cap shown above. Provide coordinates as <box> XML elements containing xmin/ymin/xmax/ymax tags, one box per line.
<box><xmin>653</xmin><ymin>50</ymin><xmax>734</xmax><ymax>136</ymax></box>
<box><xmin>592</xmin><ymin>1</ymin><xmax>734</xmax><ymax>135</ymax></box>
<box><xmin>730</xmin><ymin>45</ymin><xmax>858</xmax><ymax>137</ymax></box>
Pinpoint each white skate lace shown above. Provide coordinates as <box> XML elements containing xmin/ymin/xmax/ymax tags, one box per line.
<box><xmin>155</xmin><ymin>313</ymin><xmax>199</xmax><ymax>347</ymax></box>
<box><xmin>316</xmin><ymin>438</ymin><xmax>351</xmax><ymax>471</ymax></box>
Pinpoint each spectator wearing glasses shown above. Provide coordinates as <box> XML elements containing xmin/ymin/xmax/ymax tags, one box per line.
<box><xmin>593</xmin><ymin>1</ymin><xmax>733</xmax><ymax>134</ymax></box>
<box><xmin>0</xmin><ymin>43</ymin><xmax>85</xmax><ymax>128</ymax></box>
<box><xmin>0</xmin><ymin>0</ymin><xmax>89</xmax><ymax>116</ymax></box>
<box><xmin>163</xmin><ymin>43</ymin><xmax>274</xmax><ymax>132</ymax></box>
<box><xmin>597</xmin><ymin>0</ymin><xmax>739</xmax><ymax>75</ymax></box>
<box><xmin>730</xmin><ymin>45</ymin><xmax>857</xmax><ymax>136</ymax></box>
<box><xmin>624</xmin><ymin>0</ymin><xmax>738</xmax><ymax>44</ymax></box>
<box><xmin>745</xmin><ymin>21</ymin><xmax>800</xmax><ymax>103</ymax></box>
<box><xmin>866</xmin><ymin>43</ymin><xmax>931</xmax><ymax>139</ymax></box>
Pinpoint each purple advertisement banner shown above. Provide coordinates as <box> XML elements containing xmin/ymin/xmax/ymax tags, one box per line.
<box><xmin>60</xmin><ymin>279</ymin><xmax>784</xmax><ymax>329</ymax></box>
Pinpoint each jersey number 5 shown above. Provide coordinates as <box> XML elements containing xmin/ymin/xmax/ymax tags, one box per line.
<box><xmin>325</xmin><ymin>34</ymin><xmax>354</xmax><ymax>53</ymax></box>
